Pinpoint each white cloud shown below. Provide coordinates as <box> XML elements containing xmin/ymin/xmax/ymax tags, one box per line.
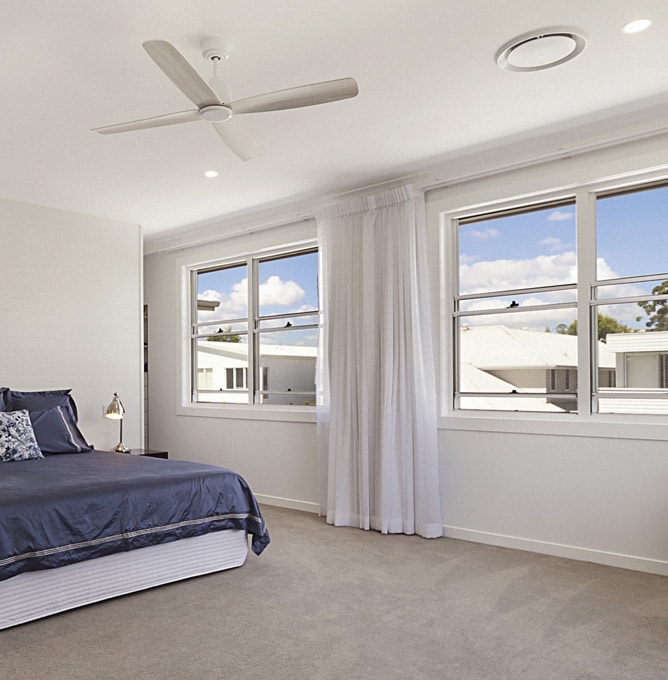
<box><xmin>197</xmin><ymin>275</ymin><xmax>308</xmax><ymax>335</ymax></box>
<box><xmin>460</xmin><ymin>251</ymin><xmax>577</xmax><ymax>294</ymax></box>
<box><xmin>547</xmin><ymin>209</ymin><xmax>574</xmax><ymax>222</ymax></box>
<box><xmin>259</xmin><ymin>275</ymin><xmax>305</xmax><ymax>307</ymax></box>
<box><xmin>466</xmin><ymin>227</ymin><xmax>499</xmax><ymax>241</ymax></box>
<box><xmin>459</xmin><ymin>252</ymin><xmax>651</xmax><ymax>329</ymax></box>
<box><xmin>197</xmin><ymin>282</ymin><xmax>247</xmax><ymax>324</ymax></box>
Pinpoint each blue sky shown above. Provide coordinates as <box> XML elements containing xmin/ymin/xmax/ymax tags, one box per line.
<box><xmin>596</xmin><ymin>186</ymin><xmax>668</xmax><ymax>279</ymax></box>
<box><xmin>197</xmin><ymin>250</ymin><xmax>319</xmax><ymax>343</ymax></box>
<box><xmin>458</xmin><ymin>186</ymin><xmax>668</xmax><ymax>330</ymax></box>
<box><xmin>460</xmin><ymin>187</ymin><xmax>668</xmax><ymax>280</ymax></box>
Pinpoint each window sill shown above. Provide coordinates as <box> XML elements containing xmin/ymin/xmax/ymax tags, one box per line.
<box><xmin>177</xmin><ymin>402</ymin><xmax>317</xmax><ymax>424</ymax></box>
<box><xmin>439</xmin><ymin>410</ymin><xmax>668</xmax><ymax>442</ymax></box>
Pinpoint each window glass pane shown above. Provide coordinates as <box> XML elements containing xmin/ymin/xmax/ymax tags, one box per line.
<box><xmin>457</xmin><ymin>311</ymin><xmax>578</xmax><ymax>413</ymax></box>
<box><xmin>596</xmin><ymin>185</ymin><xmax>668</xmax><ymax>281</ymax></box>
<box><xmin>257</xmin><ymin>328</ymin><xmax>317</xmax><ymax>405</ymax></box>
<box><xmin>258</xmin><ymin>312</ymin><xmax>318</xmax><ymax>330</ymax></box>
<box><xmin>596</xmin><ymin>277</ymin><xmax>667</xmax><ymax>300</ymax></box>
<box><xmin>196</xmin><ymin>322</ymin><xmax>247</xmax><ymax>339</ymax></box>
<box><xmin>594</xmin><ymin>303</ymin><xmax>668</xmax><ymax>387</ymax></box>
<box><xmin>458</xmin><ymin>394</ymin><xmax>572</xmax><ymax>412</ymax></box>
<box><xmin>459</xmin><ymin>203</ymin><xmax>576</xmax><ymax>296</ymax></box>
<box><xmin>594</xmin><ymin>301</ymin><xmax>668</xmax><ymax>414</ymax></box>
<box><xmin>195</xmin><ymin>339</ymin><xmax>249</xmax><ymax>404</ymax></box>
<box><xmin>196</xmin><ymin>264</ymin><xmax>248</xmax><ymax>324</ymax></box>
<box><xmin>598</xmin><ymin>392</ymin><xmax>668</xmax><ymax>415</ymax></box>
<box><xmin>594</xmin><ymin>301</ymin><xmax>661</xmax><ymax>337</ymax></box>
<box><xmin>197</xmin><ymin>368</ymin><xmax>213</xmax><ymax>390</ymax></box>
<box><xmin>258</xmin><ymin>251</ymin><xmax>318</xmax><ymax>318</ymax></box>
<box><xmin>458</xmin><ymin>309</ymin><xmax>577</xmax><ymax>335</ymax></box>
<box><xmin>458</xmin><ymin>289</ymin><xmax>575</xmax><ymax>313</ymax></box>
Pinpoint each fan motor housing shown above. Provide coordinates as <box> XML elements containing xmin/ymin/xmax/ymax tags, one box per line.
<box><xmin>199</xmin><ymin>105</ymin><xmax>233</xmax><ymax>122</ymax></box>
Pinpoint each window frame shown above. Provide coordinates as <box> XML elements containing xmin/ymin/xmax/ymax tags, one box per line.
<box><xmin>452</xmin><ymin>198</ymin><xmax>579</xmax><ymax>413</ymax></box>
<box><xmin>442</xmin><ymin>177</ymin><xmax>668</xmax><ymax>424</ymax></box>
<box><xmin>183</xmin><ymin>241</ymin><xmax>319</xmax><ymax>417</ymax></box>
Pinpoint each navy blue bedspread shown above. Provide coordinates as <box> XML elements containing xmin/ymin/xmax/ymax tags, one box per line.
<box><xmin>0</xmin><ymin>451</ymin><xmax>269</xmax><ymax>582</ymax></box>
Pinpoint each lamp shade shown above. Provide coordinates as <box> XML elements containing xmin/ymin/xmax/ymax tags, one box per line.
<box><xmin>104</xmin><ymin>393</ymin><xmax>125</xmax><ymax>420</ymax></box>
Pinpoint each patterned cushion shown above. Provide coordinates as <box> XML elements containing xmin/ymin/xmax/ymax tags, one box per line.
<box><xmin>0</xmin><ymin>409</ymin><xmax>44</xmax><ymax>463</ymax></box>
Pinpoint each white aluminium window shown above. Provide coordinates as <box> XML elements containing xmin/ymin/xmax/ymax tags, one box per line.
<box><xmin>191</xmin><ymin>246</ymin><xmax>319</xmax><ymax>406</ymax></box>
<box><xmin>449</xmin><ymin>181</ymin><xmax>668</xmax><ymax>416</ymax></box>
<box><xmin>593</xmin><ymin>184</ymin><xmax>668</xmax><ymax>415</ymax></box>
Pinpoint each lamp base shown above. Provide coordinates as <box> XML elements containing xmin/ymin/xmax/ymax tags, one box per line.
<box><xmin>113</xmin><ymin>443</ymin><xmax>131</xmax><ymax>453</ymax></box>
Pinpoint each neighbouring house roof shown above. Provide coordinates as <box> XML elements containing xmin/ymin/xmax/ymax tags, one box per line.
<box><xmin>459</xmin><ymin>363</ymin><xmax>563</xmax><ymax>411</ymax></box>
<box><xmin>197</xmin><ymin>340</ymin><xmax>317</xmax><ymax>359</ymax></box>
<box><xmin>459</xmin><ymin>325</ymin><xmax>616</xmax><ymax>369</ymax></box>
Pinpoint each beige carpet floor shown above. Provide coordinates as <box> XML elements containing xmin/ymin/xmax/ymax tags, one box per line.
<box><xmin>2</xmin><ymin>505</ymin><xmax>668</xmax><ymax>679</ymax></box>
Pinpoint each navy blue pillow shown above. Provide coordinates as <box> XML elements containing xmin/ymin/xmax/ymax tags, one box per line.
<box><xmin>0</xmin><ymin>387</ymin><xmax>8</xmax><ymax>411</ymax></box>
<box><xmin>7</xmin><ymin>389</ymin><xmax>79</xmax><ymax>422</ymax></box>
<box><xmin>28</xmin><ymin>405</ymin><xmax>92</xmax><ymax>454</ymax></box>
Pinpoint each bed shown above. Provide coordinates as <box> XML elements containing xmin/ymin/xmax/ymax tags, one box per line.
<box><xmin>0</xmin><ymin>388</ymin><xmax>270</xmax><ymax>630</ymax></box>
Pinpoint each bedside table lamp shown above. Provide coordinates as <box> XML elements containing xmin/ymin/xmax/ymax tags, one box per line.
<box><xmin>105</xmin><ymin>392</ymin><xmax>130</xmax><ymax>453</ymax></box>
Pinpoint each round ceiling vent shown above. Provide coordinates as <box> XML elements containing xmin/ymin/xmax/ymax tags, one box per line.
<box><xmin>496</xmin><ymin>28</ymin><xmax>586</xmax><ymax>72</ymax></box>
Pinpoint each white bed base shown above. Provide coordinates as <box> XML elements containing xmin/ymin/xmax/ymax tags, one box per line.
<box><xmin>0</xmin><ymin>529</ymin><xmax>248</xmax><ymax>630</ymax></box>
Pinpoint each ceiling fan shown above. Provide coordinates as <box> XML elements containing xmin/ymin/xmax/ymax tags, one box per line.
<box><xmin>92</xmin><ymin>38</ymin><xmax>359</xmax><ymax>161</ymax></box>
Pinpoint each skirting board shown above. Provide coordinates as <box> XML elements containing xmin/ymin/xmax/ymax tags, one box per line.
<box><xmin>256</xmin><ymin>493</ymin><xmax>319</xmax><ymax>514</ymax></box>
<box><xmin>444</xmin><ymin>525</ymin><xmax>668</xmax><ymax>577</ymax></box>
<box><xmin>0</xmin><ymin>529</ymin><xmax>248</xmax><ymax>630</ymax></box>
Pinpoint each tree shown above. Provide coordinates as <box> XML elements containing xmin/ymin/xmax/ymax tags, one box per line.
<box><xmin>637</xmin><ymin>280</ymin><xmax>668</xmax><ymax>331</ymax></box>
<box><xmin>555</xmin><ymin>313</ymin><xmax>631</xmax><ymax>342</ymax></box>
<box><xmin>207</xmin><ymin>326</ymin><xmax>241</xmax><ymax>343</ymax></box>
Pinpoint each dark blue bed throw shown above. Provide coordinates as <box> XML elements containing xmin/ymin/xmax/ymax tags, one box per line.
<box><xmin>0</xmin><ymin>451</ymin><xmax>270</xmax><ymax>582</ymax></box>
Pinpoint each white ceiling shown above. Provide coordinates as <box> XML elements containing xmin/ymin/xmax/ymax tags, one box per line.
<box><xmin>2</xmin><ymin>1</ymin><xmax>668</xmax><ymax>246</ymax></box>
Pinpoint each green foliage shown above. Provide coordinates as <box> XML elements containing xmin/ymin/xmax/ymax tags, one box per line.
<box><xmin>637</xmin><ymin>280</ymin><xmax>668</xmax><ymax>331</ymax></box>
<box><xmin>554</xmin><ymin>314</ymin><xmax>631</xmax><ymax>342</ymax></box>
<box><xmin>207</xmin><ymin>326</ymin><xmax>241</xmax><ymax>343</ymax></box>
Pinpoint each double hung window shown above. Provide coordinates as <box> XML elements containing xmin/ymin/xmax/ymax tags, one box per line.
<box><xmin>191</xmin><ymin>247</ymin><xmax>319</xmax><ymax>406</ymax></box>
<box><xmin>593</xmin><ymin>185</ymin><xmax>668</xmax><ymax>414</ymax></box>
<box><xmin>449</xmin><ymin>182</ymin><xmax>668</xmax><ymax>416</ymax></box>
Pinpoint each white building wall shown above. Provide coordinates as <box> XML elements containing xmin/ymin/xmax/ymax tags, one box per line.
<box><xmin>0</xmin><ymin>198</ymin><xmax>143</xmax><ymax>450</ymax></box>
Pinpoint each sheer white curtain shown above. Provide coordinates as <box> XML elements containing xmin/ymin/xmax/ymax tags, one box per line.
<box><xmin>316</xmin><ymin>185</ymin><xmax>442</xmax><ymax>538</ymax></box>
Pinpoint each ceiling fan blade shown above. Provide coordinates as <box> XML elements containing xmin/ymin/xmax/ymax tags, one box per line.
<box><xmin>212</xmin><ymin>118</ymin><xmax>263</xmax><ymax>161</ymax></box>
<box><xmin>92</xmin><ymin>109</ymin><xmax>200</xmax><ymax>135</ymax></box>
<box><xmin>143</xmin><ymin>40</ymin><xmax>220</xmax><ymax>108</ymax></box>
<box><xmin>229</xmin><ymin>78</ymin><xmax>358</xmax><ymax>114</ymax></box>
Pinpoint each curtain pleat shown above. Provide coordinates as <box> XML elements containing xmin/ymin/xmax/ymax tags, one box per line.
<box><xmin>316</xmin><ymin>185</ymin><xmax>442</xmax><ymax>538</ymax></box>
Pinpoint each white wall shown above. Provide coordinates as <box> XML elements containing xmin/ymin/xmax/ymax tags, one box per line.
<box><xmin>144</xmin><ymin>132</ymin><xmax>668</xmax><ymax>574</ymax></box>
<box><xmin>144</xmin><ymin>221</ymin><xmax>318</xmax><ymax>512</ymax></box>
<box><xmin>440</xmin><ymin>428</ymin><xmax>668</xmax><ymax>573</ymax></box>
<box><xmin>0</xmin><ymin>198</ymin><xmax>143</xmax><ymax>450</ymax></box>
<box><xmin>428</xmin><ymin>132</ymin><xmax>668</xmax><ymax>575</ymax></box>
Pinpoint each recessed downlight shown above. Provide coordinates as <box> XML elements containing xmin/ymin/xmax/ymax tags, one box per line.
<box><xmin>496</xmin><ymin>28</ymin><xmax>586</xmax><ymax>72</ymax></box>
<box><xmin>204</xmin><ymin>170</ymin><xmax>219</xmax><ymax>178</ymax></box>
<box><xmin>621</xmin><ymin>19</ymin><xmax>652</xmax><ymax>34</ymax></box>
